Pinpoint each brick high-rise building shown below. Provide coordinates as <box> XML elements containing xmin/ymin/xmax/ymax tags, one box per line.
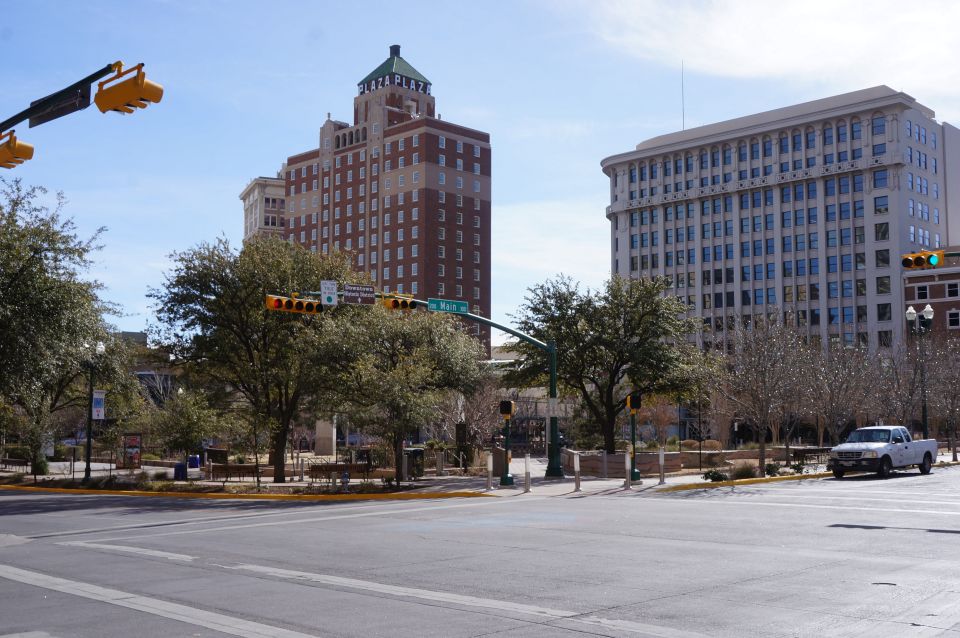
<box><xmin>247</xmin><ymin>45</ymin><xmax>492</xmax><ymax>350</ymax></box>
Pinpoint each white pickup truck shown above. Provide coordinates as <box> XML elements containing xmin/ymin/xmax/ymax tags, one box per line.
<box><xmin>828</xmin><ymin>426</ymin><xmax>938</xmax><ymax>479</ymax></box>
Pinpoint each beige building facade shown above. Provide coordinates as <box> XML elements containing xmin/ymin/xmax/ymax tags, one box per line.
<box><xmin>602</xmin><ymin>86</ymin><xmax>960</xmax><ymax>351</ymax></box>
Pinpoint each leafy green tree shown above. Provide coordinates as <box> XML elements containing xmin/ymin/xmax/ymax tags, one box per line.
<box><xmin>154</xmin><ymin>390</ymin><xmax>222</xmax><ymax>465</ymax></box>
<box><xmin>0</xmin><ymin>178</ymin><xmax>136</xmax><ymax>474</ymax></box>
<box><xmin>151</xmin><ymin>236</ymin><xmax>357</xmax><ymax>482</ymax></box>
<box><xmin>508</xmin><ymin>275</ymin><xmax>698</xmax><ymax>453</ymax></box>
<box><xmin>327</xmin><ymin>308</ymin><xmax>485</xmax><ymax>480</ymax></box>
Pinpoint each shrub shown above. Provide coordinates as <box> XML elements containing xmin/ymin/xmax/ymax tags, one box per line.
<box><xmin>666</xmin><ymin>435</ymin><xmax>679</xmax><ymax>446</ymax></box>
<box><xmin>680</xmin><ymin>439</ymin><xmax>699</xmax><ymax>450</ymax></box>
<box><xmin>153</xmin><ymin>470</ymin><xmax>169</xmax><ymax>480</ymax></box>
<box><xmin>702</xmin><ymin>468</ymin><xmax>727</xmax><ymax>482</ymax></box>
<box><xmin>764</xmin><ymin>463</ymin><xmax>780</xmax><ymax>477</ymax></box>
<box><xmin>30</xmin><ymin>458</ymin><xmax>49</xmax><ymax>475</ymax></box>
<box><xmin>644</xmin><ymin>440</ymin><xmax>659</xmax><ymax>451</ymax></box>
<box><xmin>790</xmin><ymin>462</ymin><xmax>805</xmax><ymax>474</ymax></box>
<box><xmin>52</xmin><ymin>444</ymin><xmax>69</xmax><ymax>461</ymax></box>
<box><xmin>3</xmin><ymin>446</ymin><xmax>29</xmax><ymax>460</ymax></box>
<box><xmin>234</xmin><ymin>455</ymin><xmax>246</xmax><ymax>464</ymax></box>
<box><xmin>142</xmin><ymin>453</ymin><xmax>161</xmax><ymax>461</ymax></box>
<box><xmin>742</xmin><ymin>442</ymin><xmax>760</xmax><ymax>450</ymax></box>
<box><xmin>702</xmin><ymin>439</ymin><xmax>722</xmax><ymax>451</ymax></box>
<box><xmin>731</xmin><ymin>463</ymin><xmax>757</xmax><ymax>480</ymax></box>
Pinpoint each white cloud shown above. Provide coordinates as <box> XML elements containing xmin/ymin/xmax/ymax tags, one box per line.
<box><xmin>577</xmin><ymin>0</ymin><xmax>960</xmax><ymax>120</ymax></box>
<box><xmin>489</xmin><ymin>197</ymin><xmax>610</xmax><ymax>343</ymax></box>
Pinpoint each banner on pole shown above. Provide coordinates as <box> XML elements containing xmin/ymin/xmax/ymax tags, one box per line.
<box><xmin>92</xmin><ymin>390</ymin><xmax>106</xmax><ymax>420</ymax></box>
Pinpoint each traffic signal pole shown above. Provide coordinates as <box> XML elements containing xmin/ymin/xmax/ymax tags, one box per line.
<box><xmin>415</xmin><ymin>301</ymin><xmax>565</xmax><ymax>479</ymax></box>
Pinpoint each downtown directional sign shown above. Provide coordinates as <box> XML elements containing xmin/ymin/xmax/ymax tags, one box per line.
<box><xmin>342</xmin><ymin>284</ymin><xmax>376</xmax><ymax>305</ymax></box>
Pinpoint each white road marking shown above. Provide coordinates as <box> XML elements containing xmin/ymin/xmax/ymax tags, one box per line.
<box><xmin>673</xmin><ymin>498</ymin><xmax>960</xmax><ymax>517</ymax></box>
<box><xmin>96</xmin><ymin>497</ymin><xmax>533</xmax><ymax>543</ymax></box>
<box><xmin>690</xmin><ymin>492</ymin><xmax>960</xmax><ymax>508</ymax></box>
<box><xmin>229</xmin><ymin>563</ymin><xmax>708</xmax><ymax>637</ymax></box>
<box><xmin>0</xmin><ymin>564</ymin><xmax>318</xmax><ymax>638</ymax></box>
<box><xmin>57</xmin><ymin>541</ymin><xmax>194</xmax><ymax>562</ymax></box>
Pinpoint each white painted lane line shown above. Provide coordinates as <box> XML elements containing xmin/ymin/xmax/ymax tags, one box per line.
<box><xmin>230</xmin><ymin>563</ymin><xmax>708</xmax><ymax>638</ymax></box>
<box><xmin>57</xmin><ymin>541</ymin><xmax>194</xmax><ymax>562</ymax></box>
<box><xmin>0</xmin><ymin>564</ymin><xmax>317</xmax><ymax>638</ymax></box>
<box><xmin>686</xmin><ymin>492</ymin><xmax>960</xmax><ymax>508</ymax></box>
<box><xmin>96</xmin><ymin>497</ymin><xmax>534</xmax><ymax>543</ymax></box>
<box><xmin>672</xmin><ymin>498</ymin><xmax>960</xmax><ymax>517</ymax></box>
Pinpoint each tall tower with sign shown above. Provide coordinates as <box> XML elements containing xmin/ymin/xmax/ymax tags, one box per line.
<box><xmin>248</xmin><ymin>45</ymin><xmax>491</xmax><ymax>355</ymax></box>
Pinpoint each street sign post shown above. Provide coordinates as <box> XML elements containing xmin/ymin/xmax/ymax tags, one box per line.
<box><xmin>428</xmin><ymin>298</ymin><xmax>468</xmax><ymax>314</ymax></box>
<box><xmin>343</xmin><ymin>284</ymin><xmax>375</xmax><ymax>305</ymax></box>
<box><xmin>320</xmin><ymin>280</ymin><xmax>338</xmax><ymax>306</ymax></box>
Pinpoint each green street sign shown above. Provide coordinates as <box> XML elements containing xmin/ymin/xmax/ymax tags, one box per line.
<box><xmin>428</xmin><ymin>298</ymin><xmax>468</xmax><ymax>314</ymax></box>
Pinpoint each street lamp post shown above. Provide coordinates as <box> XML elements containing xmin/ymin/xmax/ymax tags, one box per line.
<box><xmin>905</xmin><ymin>304</ymin><xmax>934</xmax><ymax>440</ymax></box>
<box><xmin>82</xmin><ymin>341</ymin><xmax>105</xmax><ymax>484</ymax></box>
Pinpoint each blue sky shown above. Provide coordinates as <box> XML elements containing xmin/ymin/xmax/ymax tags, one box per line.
<box><xmin>5</xmin><ymin>0</ymin><xmax>959</xmax><ymax>342</ymax></box>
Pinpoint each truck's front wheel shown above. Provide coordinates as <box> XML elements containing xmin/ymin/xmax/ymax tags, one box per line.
<box><xmin>832</xmin><ymin>469</ymin><xmax>845</xmax><ymax>479</ymax></box>
<box><xmin>877</xmin><ymin>456</ymin><xmax>892</xmax><ymax>479</ymax></box>
<box><xmin>919</xmin><ymin>453</ymin><xmax>932</xmax><ymax>475</ymax></box>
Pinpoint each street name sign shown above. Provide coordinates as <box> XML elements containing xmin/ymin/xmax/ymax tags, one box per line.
<box><xmin>343</xmin><ymin>284</ymin><xmax>376</xmax><ymax>305</ymax></box>
<box><xmin>428</xmin><ymin>298</ymin><xmax>468</xmax><ymax>314</ymax></box>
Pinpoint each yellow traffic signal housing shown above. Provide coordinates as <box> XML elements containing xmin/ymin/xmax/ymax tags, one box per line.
<box><xmin>626</xmin><ymin>392</ymin><xmax>642</xmax><ymax>412</ymax></box>
<box><xmin>264</xmin><ymin>294</ymin><xmax>324</xmax><ymax>315</ymax></box>
<box><xmin>0</xmin><ymin>130</ymin><xmax>34</xmax><ymax>169</ymax></box>
<box><xmin>94</xmin><ymin>62</ymin><xmax>163</xmax><ymax>114</ymax></box>
<box><xmin>381</xmin><ymin>293</ymin><xmax>419</xmax><ymax>311</ymax></box>
<box><xmin>498</xmin><ymin>400</ymin><xmax>516</xmax><ymax>418</ymax></box>
<box><xmin>901</xmin><ymin>250</ymin><xmax>945</xmax><ymax>269</ymax></box>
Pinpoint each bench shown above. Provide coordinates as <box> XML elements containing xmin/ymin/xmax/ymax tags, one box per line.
<box><xmin>308</xmin><ymin>463</ymin><xmax>371</xmax><ymax>484</ymax></box>
<box><xmin>0</xmin><ymin>458</ymin><xmax>28</xmax><ymax>471</ymax></box>
<box><xmin>209</xmin><ymin>463</ymin><xmax>274</xmax><ymax>481</ymax></box>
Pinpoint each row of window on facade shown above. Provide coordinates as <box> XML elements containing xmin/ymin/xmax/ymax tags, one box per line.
<box><xmin>623</xmin><ymin>116</ymin><xmax>937</xmax><ymax>183</ymax></box>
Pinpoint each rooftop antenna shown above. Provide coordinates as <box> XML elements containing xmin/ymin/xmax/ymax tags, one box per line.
<box><xmin>681</xmin><ymin>60</ymin><xmax>686</xmax><ymax>131</ymax></box>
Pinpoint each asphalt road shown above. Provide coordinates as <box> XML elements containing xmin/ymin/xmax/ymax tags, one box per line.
<box><xmin>1</xmin><ymin>466</ymin><xmax>959</xmax><ymax>638</ymax></box>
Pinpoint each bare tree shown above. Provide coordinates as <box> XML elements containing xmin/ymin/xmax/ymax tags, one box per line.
<box><xmin>805</xmin><ymin>344</ymin><xmax>872</xmax><ymax>446</ymax></box>
<box><xmin>718</xmin><ymin>313</ymin><xmax>806</xmax><ymax>476</ymax></box>
<box><xmin>929</xmin><ymin>335</ymin><xmax>960</xmax><ymax>461</ymax></box>
<box><xmin>638</xmin><ymin>394</ymin><xmax>677</xmax><ymax>446</ymax></box>
<box><xmin>873</xmin><ymin>344</ymin><xmax>922</xmax><ymax>429</ymax></box>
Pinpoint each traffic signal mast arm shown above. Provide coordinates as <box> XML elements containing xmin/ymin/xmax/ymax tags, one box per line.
<box><xmin>0</xmin><ymin>62</ymin><xmax>118</xmax><ymax>132</ymax></box>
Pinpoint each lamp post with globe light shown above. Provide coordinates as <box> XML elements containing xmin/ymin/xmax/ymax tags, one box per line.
<box><xmin>905</xmin><ymin>304</ymin><xmax>934</xmax><ymax>439</ymax></box>
<box><xmin>82</xmin><ymin>341</ymin><xmax>105</xmax><ymax>483</ymax></box>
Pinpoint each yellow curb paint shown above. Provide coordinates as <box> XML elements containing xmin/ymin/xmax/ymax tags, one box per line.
<box><xmin>0</xmin><ymin>484</ymin><xmax>491</xmax><ymax>502</ymax></box>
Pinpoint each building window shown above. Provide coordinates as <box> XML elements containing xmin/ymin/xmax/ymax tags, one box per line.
<box><xmin>949</xmin><ymin>311</ymin><xmax>960</xmax><ymax>329</ymax></box>
<box><xmin>917</xmin><ymin>285</ymin><xmax>928</xmax><ymax>300</ymax></box>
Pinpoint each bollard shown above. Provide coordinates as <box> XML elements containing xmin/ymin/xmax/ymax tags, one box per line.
<box><xmin>623</xmin><ymin>450</ymin><xmax>632</xmax><ymax>490</ymax></box>
<box><xmin>602</xmin><ymin>450</ymin><xmax>608</xmax><ymax>479</ymax></box>
<box><xmin>402</xmin><ymin>453</ymin><xmax>408</xmax><ymax>485</ymax></box>
<box><xmin>523</xmin><ymin>454</ymin><xmax>531</xmax><ymax>493</ymax></box>
<box><xmin>299</xmin><ymin>459</ymin><xmax>304</xmax><ymax>482</ymax></box>
<box><xmin>658</xmin><ymin>446</ymin><xmax>666</xmax><ymax>485</ymax></box>
<box><xmin>486</xmin><ymin>451</ymin><xmax>493</xmax><ymax>491</ymax></box>
<box><xmin>574</xmin><ymin>452</ymin><xmax>581</xmax><ymax>492</ymax></box>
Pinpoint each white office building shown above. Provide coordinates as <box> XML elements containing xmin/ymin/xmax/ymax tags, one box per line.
<box><xmin>602</xmin><ymin>86</ymin><xmax>960</xmax><ymax>351</ymax></box>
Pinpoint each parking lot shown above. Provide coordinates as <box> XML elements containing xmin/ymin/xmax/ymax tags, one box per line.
<box><xmin>1</xmin><ymin>465</ymin><xmax>959</xmax><ymax>637</ymax></box>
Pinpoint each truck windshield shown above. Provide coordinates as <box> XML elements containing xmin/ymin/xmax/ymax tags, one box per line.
<box><xmin>846</xmin><ymin>429</ymin><xmax>890</xmax><ymax>443</ymax></box>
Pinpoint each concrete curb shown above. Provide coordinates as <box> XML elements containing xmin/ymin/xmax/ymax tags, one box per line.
<box><xmin>0</xmin><ymin>484</ymin><xmax>491</xmax><ymax>502</ymax></box>
<box><xmin>660</xmin><ymin>460</ymin><xmax>960</xmax><ymax>492</ymax></box>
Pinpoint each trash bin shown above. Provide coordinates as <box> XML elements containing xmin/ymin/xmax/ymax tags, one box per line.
<box><xmin>173</xmin><ymin>462</ymin><xmax>187</xmax><ymax>481</ymax></box>
<box><xmin>402</xmin><ymin>448</ymin><xmax>424</xmax><ymax>479</ymax></box>
<box><xmin>187</xmin><ymin>455</ymin><xmax>200</xmax><ymax>469</ymax></box>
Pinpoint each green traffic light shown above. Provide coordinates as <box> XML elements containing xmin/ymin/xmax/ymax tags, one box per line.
<box><xmin>928</xmin><ymin>253</ymin><xmax>940</xmax><ymax>266</ymax></box>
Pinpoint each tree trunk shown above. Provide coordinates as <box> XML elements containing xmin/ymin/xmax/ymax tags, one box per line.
<box><xmin>951</xmin><ymin>428</ymin><xmax>957</xmax><ymax>462</ymax></box>
<box><xmin>758</xmin><ymin>428</ymin><xmax>767</xmax><ymax>477</ymax></box>
<box><xmin>270</xmin><ymin>424</ymin><xmax>288</xmax><ymax>483</ymax></box>
<box><xmin>602</xmin><ymin>414</ymin><xmax>616</xmax><ymax>454</ymax></box>
<box><xmin>393</xmin><ymin>433</ymin><xmax>405</xmax><ymax>482</ymax></box>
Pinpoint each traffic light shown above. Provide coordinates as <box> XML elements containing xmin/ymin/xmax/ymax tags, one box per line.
<box><xmin>381</xmin><ymin>293</ymin><xmax>419</xmax><ymax>311</ymax></box>
<box><xmin>626</xmin><ymin>392</ymin><xmax>642</xmax><ymax>413</ymax></box>
<box><xmin>264</xmin><ymin>294</ymin><xmax>324</xmax><ymax>315</ymax></box>
<box><xmin>901</xmin><ymin>250</ymin><xmax>946</xmax><ymax>270</ymax></box>
<box><xmin>0</xmin><ymin>130</ymin><xmax>34</xmax><ymax>169</ymax></box>
<box><xmin>94</xmin><ymin>62</ymin><xmax>164</xmax><ymax>114</ymax></box>
<box><xmin>499</xmin><ymin>400</ymin><xmax>516</xmax><ymax>419</ymax></box>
